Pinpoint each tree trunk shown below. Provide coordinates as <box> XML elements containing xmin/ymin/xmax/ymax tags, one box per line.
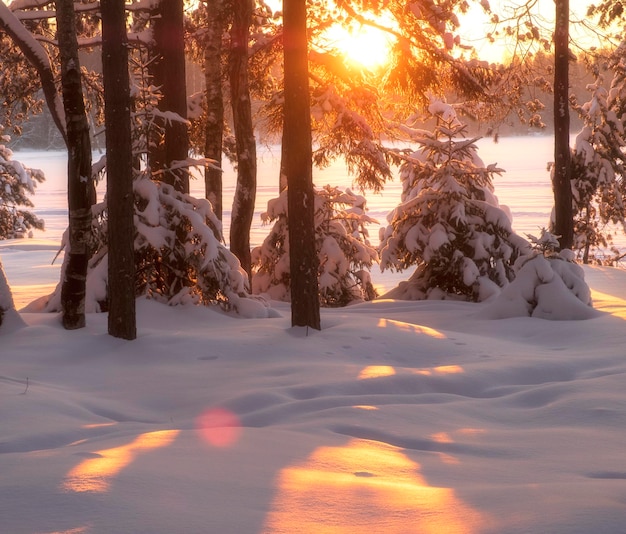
<box><xmin>56</xmin><ymin>0</ymin><xmax>95</xmax><ymax>330</ymax></box>
<box><xmin>283</xmin><ymin>0</ymin><xmax>320</xmax><ymax>330</ymax></box>
<box><xmin>229</xmin><ymin>0</ymin><xmax>257</xmax><ymax>280</ymax></box>
<box><xmin>204</xmin><ymin>0</ymin><xmax>225</xmax><ymax>222</ymax></box>
<box><xmin>101</xmin><ymin>0</ymin><xmax>136</xmax><ymax>340</ymax></box>
<box><xmin>553</xmin><ymin>0</ymin><xmax>573</xmax><ymax>250</ymax></box>
<box><xmin>152</xmin><ymin>0</ymin><xmax>190</xmax><ymax>193</ymax></box>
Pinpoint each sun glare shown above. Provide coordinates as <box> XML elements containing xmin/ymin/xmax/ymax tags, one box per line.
<box><xmin>196</xmin><ymin>407</ymin><xmax>242</xmax><ymax>448</ymax></box>
<box><xmin>324</xmin><ymin>23</ymin><xmax>393</xmax><ymax>70</ymax></box>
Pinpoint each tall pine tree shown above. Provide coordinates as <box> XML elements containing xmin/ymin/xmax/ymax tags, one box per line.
<box><xmin>101</xmin><ymin>0</ymin><xmax>136</xmax><ymax>340</ymax></box>
<box><xmin>283</xmin><ymin>0</ymin><xmax>320</xmax><ymax>329</ymax></box>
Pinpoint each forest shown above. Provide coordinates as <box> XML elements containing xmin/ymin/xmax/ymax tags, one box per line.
<box><xmin>1</xmin><ymin>0</ymin><xmax>626</xmax><ymax>338</ymax></box>
<box><xmin>5</xmin><ymin>3</ymin><xmax>626</xmax><ymax>531</ymax></box>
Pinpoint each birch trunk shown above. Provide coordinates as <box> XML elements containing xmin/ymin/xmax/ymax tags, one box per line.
<box><xmin>229</xmin><ymin>0</ymin><xmax>257</xmax><ymax>279</ymax></box>
<box><xmin>204</xmin><ymin>0</ymin><xmax>225</xmax><ymax>222</ymax></box>
<box><xmin>56</xmin><ymin>0</ymin><xmax>94</xmax><ymax>330</ymax></box>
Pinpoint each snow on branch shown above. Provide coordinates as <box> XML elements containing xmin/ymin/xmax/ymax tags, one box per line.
<box><xmin>125</xmin><ymin>0</ymin><xmax>160</xmax><ymax>12</ymax></box>
<box><xmin>9</xmin><ymin>0</ymin><xmax>99</xmax><ymax>16</ymax></box>
<box><xmin>0</xmin><ymin>134</ymin><xmax>45</xmax><ymax>239</ymax></box>
<box><xmin>0</xmin><ymin>1</ymin><xmax>67</xmax><ymax>145</ymax></box>
<box><xmin>7</xmin><ymin>0</ymin><xmax>51</xmax><ymax>11</ymax></box>
<box><xmin>10</xmin><ymin>8</ymin><xmax>54</xmax><ymax>21</ymax></box>
<box><xmin>380</xmin><ymin>102</ymin><xmax>529</xmax><ymax>302</ymax></box>
<box><xmin>252</xmin><ymin>185</ymin><xmax>379</xmax><ymax>306</ymax></box>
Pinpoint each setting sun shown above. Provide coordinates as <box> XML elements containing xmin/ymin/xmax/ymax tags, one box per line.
<box><xmin>323</xmin><ymin>22</ymin><xmax>393</xmax><ymax>70</ymax></box>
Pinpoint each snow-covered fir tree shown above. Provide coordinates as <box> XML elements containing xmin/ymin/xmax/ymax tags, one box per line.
<box><xmin>571</xmin><ymin>42</ymin><xmax>626</xmax><ymax>264</ymax></box>
<box><xmin>252</xmin><ymin>185</ymin><xmax>378</xmax><ymax>306</ymax></box>
<box><xmin>0</xmin><ymin>128</ymin><xmax>44</xmax><ymax>239</ymax></box>
<box><xmin>46</xmin><ymin>168</ymin><xmax>270</xmax><ymax>317</ymax></box>
<box><xmin>379</xmin><ymin>100</ymin><xmax>530</xmax><ymax>301</ymax></box>
<box><xmin>44</xmin><ymin>65</ymin><xmax>270</xmax><ymax>318</ymax></box>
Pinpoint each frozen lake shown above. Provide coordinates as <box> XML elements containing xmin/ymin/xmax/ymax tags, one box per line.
<box><xmin>2</xmin><ymin>135</ymin><xmax>620</xmax><ymax>308</ymax></box>
<box><xmin>8</xmin><ymin>136</ymin><xmax>557</xmax><ymax>245</ymax></box>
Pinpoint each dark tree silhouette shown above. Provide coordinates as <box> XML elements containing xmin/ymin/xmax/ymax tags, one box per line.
<box><xmin>101</xmin><ymin>0</ymin><xmax>136</xmax><ymax>340</ymax></box>
<box><xmin>283</xmin><ymin>0</ymin><xmax>320</xmax><ymax>330</ymax></box>
<box><xmin>152</xmin><ymin>0</ymin><xmax>190</xmax><ymax>193</ymax></box>
<box><xmin>553</xmin><ymin>0</ymin><xmax>574</xmax><ymax>250</ymax></box>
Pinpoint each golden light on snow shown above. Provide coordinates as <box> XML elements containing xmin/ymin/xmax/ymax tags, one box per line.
<box><xmin>196</xmin><ymin>407</ymin><xmax>242</xmax><ymax>448</ymax></box>
<box><xmin>433</xmin><ymin>365</ymin><xmax>464</xmax><ymax>374</ymax></box>
<box><xmin>411</xmin><ymin>365</ymin><xmax>465</xmax><ymax>376</ymax></box>
<box><xmin>377</xmin><ymin>318</ymin><xmax>446</xmax><ymax>339</ymax></box>
<box><xmin>262</xmin><ymin>438</ymin><xmax>484</xmax><ymax>533</ymax></box>
<box><xmin>358</xmin><ymin>365</ymin><xmax>397</xmax><ymax>379</ymax></box>
<box><xmin>62</xmin><ymin>429</ymin><xmax>179</xmax><ymax>493</ymax></box>
<box><xmin>590</xmin><ymin>289</ymin><xmax>626</xmax><ymax>320</ymax></box>
<box><xmin>358</xmin><ymin>363</ymin><xmax>464</xmax><ymax>380</ymax></box>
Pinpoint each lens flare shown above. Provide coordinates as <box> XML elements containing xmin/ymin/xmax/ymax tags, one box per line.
<box><xmin>196</xmin><ymin>408</ymin><xmax>241</xmax><ymax>448</ymax></box>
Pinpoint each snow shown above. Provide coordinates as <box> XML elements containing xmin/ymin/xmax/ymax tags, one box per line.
<box><xmin>1</xmin><ymin>247</ymin><xmax>626</xmax><ymax>533</ymax></box>
<box><xmin>482</xmin><ymin>252</ymin><xmax>597</xmax><ymax>320</ymax></box>
<box><xmin>2</xmin><ymin>141</ymin><xmax>626</xmax><ymax>532</ymax></box>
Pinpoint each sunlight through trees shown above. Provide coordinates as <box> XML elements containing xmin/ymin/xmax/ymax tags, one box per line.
<box><xmin>0</xmin><ymin>0</ymin><xmax>624</xmax><ymax>332</ymax></box>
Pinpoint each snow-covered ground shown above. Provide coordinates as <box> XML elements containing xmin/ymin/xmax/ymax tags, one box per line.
<box><xmin>2</xmin><ymin>139</ymin><xmax>626</xmax><ymax>533</ymax></box>
<box><xmin>2</xmin><ymin>266</ymin><xmax>626</xmax><ymax>533</ymax></box>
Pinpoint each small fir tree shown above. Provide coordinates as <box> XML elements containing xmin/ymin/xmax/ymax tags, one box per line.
<box><xmin>100</xmin><ymin>178</ymin><xmax>254</xmax><ymax>309</ymax></box>
<box><xmin>570</xmin><ymin>43</ymin><xmax>626</xmax><ymax>264</ymax></box>
<box><xmin>0</xmin><ymin>129</ymin><xmax>44</xmax><ymax>239</ymax></box>
<box><xmin>252</xmin><ymin>185</ymin><xmax>379</xmax><ymax>306</ymax></box>
<box><xmin>44</xmin><ymin>60</ymin><xmax>268</xmax><ymax>317</ymax></box>
<box><xmin>379</xmin><ymin>100</ymin><xmax>530</xmax><ymax>301</ymax></box>
<box><xmin>46</xmin><ymin>173</ymin><xmax>269</xmax><ymax>317</ymax></box>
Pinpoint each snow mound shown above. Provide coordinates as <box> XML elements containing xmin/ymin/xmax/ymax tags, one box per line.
<box><xmin>481</xmin><ymin>252</ymin><xmax>599</xmax><ymax>320</ymax></box>
<box><xmin>0</xmin><ymin>307</ymin><xmax>26</xmax><ymax>333</ymax></box>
